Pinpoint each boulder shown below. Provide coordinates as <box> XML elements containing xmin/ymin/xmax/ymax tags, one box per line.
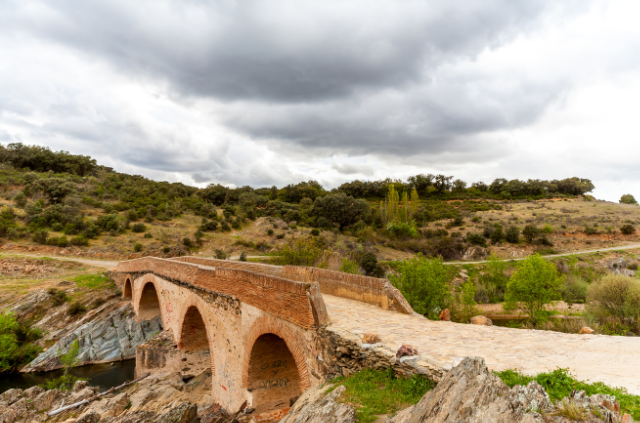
<box><xmin>76</xmin><ymin>411</ymin><xmax>101</xmax><ymax>423</ymax></box>
<box><xmin>158</xmin><ymin>402</ymin><xmax>198</xmax><ymax>423</ymax></box>
<box><xmin>280</xmin><ymin>384</ymin><xmax>356</xmax><ymax>423</ymax></box>
<box><xmin>362</xmin><ymin>333</ymin><xmax>381</xmax><ymax>344</ymax></box>
<box><xmin>439</xmin><ymin>309</ymin><xmax>451</xmax><ymax>321</ymax></box>
<box><xmin>396</xmin><ymin>345</ymin><xmax>418</xmax><ymax>359</ymax></box>
<box><xmin>470</xmin><ymin>316</ymin><xmax>493</xmax><ymax>326</ymax></box>
<box><xmin>622</xmin><ymin>414</ymin><xmax>635</xmax><ymax>423</ymax></box>
<box><xmin>579</xmin><ymin>326</ymin><xmax>594</xmax><ymax>334</ymax></box>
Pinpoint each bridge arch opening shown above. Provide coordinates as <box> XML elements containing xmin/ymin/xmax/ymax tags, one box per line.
<box><xmin>178</xmin><ymin>306</ymin><xmax>213</xmax><ymax>383</ymax></box>
<box><xmin>247</xmin><ymin>333</ymin><xmax>302</xmax><ymax>421</ymax></box>
<box><xmin>123</xmin><ymin>278</ymin><xmax>132</xmax><ymax>299</ymax></box>
<box><xmin>138</xmin><ymin>282</ymin><xmax>161</xmax><ymax>320</ymax></box>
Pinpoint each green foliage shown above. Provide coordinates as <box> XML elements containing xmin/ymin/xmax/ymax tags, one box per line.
<box><xmin>522</xmin><ymin>225</ymin><xmax>540</xmax><ymax>243</ymax></box>
<box><xmin>134</xmin><ymin>243</ymin><xmax>142</xmax><ymax>252</ymax></box>
<box><xmin>475</xmin><ymin>254</ymin><xmax>508</xmax><ymax>303</ymax></box>
<box><xmin>621</xmin><ymin>224</ymin><xmax>636</xmax><ymax>235</ymax></box>
<box><xmin>310</xmin><ymin>228</ymin><xmax>320</xmax><ymax>236</ymax></box>
<box><xmin>543</xmin><ymin>224</ymin><xmax>553</xmax><ymax>234</ymax></box>
<box><xmin>132</xmin><ymin>223</ymin><xmax>146</xmax><ymax>233</ymax></box>
<box><xmin>452</xmin><ymin>280</ymin><xmax>480</xmax><ymax>323</ymax></box>
<box><xmin>67</xmin><ymin>301</ymin><xmax>87</xmax><ymax>316</ymax></box>
<box><xmin>239</xmin><ymin>252</ymin><xmax>247</xmax><ymax>262</ymax></box>
<box><xmin>339</xmin><ymin>258</ymin><xmax>362</xmax><ymax>275</ymax></box>
<box><xmin>496</xmin><ymin>368</ymin><xmax>640</xmax><ymax>419</ymax></box>
<box><xmin>0</xmin><ymin>311</ymin><xmax>42</xmax><ymax>372</ymax></box>
<box><xmin>48</xmin><ymin>287</ymin><xmax>68</xmax><ymax>305</ymax></box>
<box><xmin>278</xmin><ymin>237</ymin><xmax>327</xmax><ymax>267</ymax></box>
<box><xmin>386</xmin><ymin>221</ymin><xmax>418</xmax><ymax>238</ymax></box>
<box><xmin>267</xmin><ymin>229</ymin><xmax>274</xmax><ymax>236</ymax></box>
<box><xmin>313</xmin><ymin>193</ymin><xmax>370</xmax><ymax>229</ymax></box>
<box><xmin>32</xmin><ymin>229</ymin><xmax>48</xmax><ymax>244</ymax></box>
<box><xmin>73</xmin><ymin>273</ymin><xmax>114</xmax><ymax>290</ymax></box>
<box><xmin>330</xmin><ymin>368</ymin><xmax>435</xmax><ymax>423</ymax></box>
<box><xmin>183</xmin><ymin>237</ymin><xmax>194</xmax><ymax>248</ymax></box>
<box><xmin>214</xmin><ymin>249</ymin><xmax>228</xmax><ymax>260</ymax></box>
<box><xmin>489</xmin><ymin>226</ymin><xmax>505</xmax><ymax>244</ymax></box>
<box><xmin>561</xmin><ymin>274</ymin><xmax>589</xmax><ymax>305</ymax></box>
<box><xmin>360</xmin><ymin>252</ymin><xmax>384</xmax><ymax>278</ymax></box>
<box><xmin>620</xmin><ymin>194</ymin><xmax>638</xmax><ymax>205</ymax></box>
<box><xmin>389</xmin><ymin>254</ymin><xmax>451</xmax><ymax>319</ymax></box>
<box><xmin>505</xmin><ymin>226</ymin><xmax>520</xmax><ymax>244</ymax></box>
<box><xmin>466</xmin><ymin>233</ymin><xmax>487</xmax><ymax>247</ymax></box>
<box><xmin>505</xmin><ymin>254</ymin><xmax>563</xmax><ymax>324</ymax></box>
<box><xmin>39</xmin><ymin>373</ymin><xmax>85</xmax><ymax>391</ymax></box>
<box><xmin>13</xmin><ymin>192</ymin><xmax>27</xmax><ymax>208</ymax></box>
<box><xmin>586</xmin><ymin>274</ymin><xmax>640</xmax><ymax>320</ymax></box>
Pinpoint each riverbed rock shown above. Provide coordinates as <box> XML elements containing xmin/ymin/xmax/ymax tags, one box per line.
<box><xmin>158</xmin><ymin>401</ymin><xmax>198</xmax><ymax>423</ymax></box>
<box><xmin>396</xmin><ymin>345</ymin><xmax>418</xmax><ymax>358</ymax></box>
<box><xmin>22</xmin><ymin>302</ymin><xmax>162</xmax><ymax>372</ymax></box>
<box><xmin>280</xmin><ymin>384</ymin><xmax>356</xmax><ymax>423</ymax></box>
<box><xmin>439</xmin><ymin>309</ymin><xmax>451</xmax><ymax>321</ymax></box>
<box><xmin>580</xmin><ymin>326</ymin><xmax>595</xmax><ymax>334</ymax></box>
<box><xmin>470</xmin><ymin>316</ymin><xmax>492</xmax><ymax>326</ymax></box>
<box><xmin>76</xmin><ymin>411</ymin><xmax>101</xmax><ymax>423</ymax></box>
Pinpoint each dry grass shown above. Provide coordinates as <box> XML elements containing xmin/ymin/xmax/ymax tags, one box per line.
<box><xmin>553</xmin><ymin>398</ymin><xmax>588</xmax><ymax>421</ymax></box>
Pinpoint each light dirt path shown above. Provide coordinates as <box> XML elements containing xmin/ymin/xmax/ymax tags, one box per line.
<box><xmin>323</xmin><ymin>294</ymin><xmax>640</xmax><ymax>395</ymax></box>
<box><xmin>3</xmin><ymin>253</ymin><xmax>120</xmax><ymax>269</ymax></box>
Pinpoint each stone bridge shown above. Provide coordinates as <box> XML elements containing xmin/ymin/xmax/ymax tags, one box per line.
<box><xmin>112</xmin><ymin>256</ymin><xmax>413</xmax><ymax>422</ymax></box>
<box><xmin>113</xmin><ymin>256</ymin><xmax>640</xmax><ymax>422</ymax></box>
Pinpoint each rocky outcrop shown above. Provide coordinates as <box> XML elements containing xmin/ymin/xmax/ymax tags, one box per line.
<box><xmin>22</xmin><ymin>302</ymin><xmax>162</xmax><ymax>372</ymax></box>
<box><xmin>279</xmin><ymin>385</ymin><xmax>356</xmax><ymax>423</ymax></box>
<box><xmin>386</xmin><ymin>357</ymin><xmax>623</xmax><ymax>423</ymax></box>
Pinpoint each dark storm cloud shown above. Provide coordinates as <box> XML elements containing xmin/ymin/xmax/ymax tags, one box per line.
<box><xmin>4</xmin><ymin>0</ymin><xmax>574</xmax><ymax>103</ymax></box>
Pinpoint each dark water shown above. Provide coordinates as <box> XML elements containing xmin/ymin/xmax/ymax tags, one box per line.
<box><xmin>0</xmin><ymin>359</ymin><xmax>136</xmax><ymax>394</ymax></box>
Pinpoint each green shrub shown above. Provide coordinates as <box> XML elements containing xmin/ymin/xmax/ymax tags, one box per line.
<box><xmin>267</xmin><ymin>229</ymin><xmax>274</xmax><ymax>236</ymax></box>
<box><xmin>239</xmin><ymin>252</ymin><xmax>247</xmax><ymax>262</ymax></box>
<box><xmin>620</xmin><ymin>194</ymin><xmax>638</xmax><ymax>205</ymax></box>
<box><xmin>505</xmin><ymin>226</ymin><xmax>520</xmax><ymax>244</ymax></box>
<box><xmin>162</xmin><ymin>246</ymin><xmax>171</xmax><ymax>253</ymax></box>
<box><xmin>310</xmin><ymin>228</ymin><xmax>320</xmax><ymax>236</ymax></box>
<box><xmin>200</xmin><ymin>219</ymin><xmax>218</xmax><ymax>231</ymax></box>
<box><xmin>522</xmin><ymin>225</ymin><xmax>540</xmax><ymax>243</ymax></box>
<box><xmin>47</xmin><ymin>288</ymin><xmax>68</xmax><ymax>305</ymax></box>
<box><xmin>389</xmin><ymin>254</ymin><xmax>451</xmax><ymax>319</ymax></box>
<box><xmin>587</xmin><ymin>274</ymin><xmax>640</xmax><ymax>320</ymax></box>
<box><xmin>386</xmin><ymin>222</ymin><xmax>418</xmax><ymax>238</ymax></box>
<box><xmin>276</xmin><ymin>233</ymin><xmax>285</xmax><ymax>239</ymax></box>
<box><xmin>70</xmin><ymin>236</ymin><xmax>89</xmax><ymax>246</ymax></box>
<box><xmin>278</xmin><ymin>237</ymin><xmax>326</xmax><ymax>267</ymax></box>
<box><xmin>32</xmin><ymin>229</ymin><xmax>48</xmax><ymax>244</ymax></box>
<box><xmin>330</xmin><ymin>368</ymin><xmax>435</xmax><ymax>423</ymax></box>
<box><xmin>505</xmin><ymin>254</ymin><xmax>563</xmax><ymax>324</ymax></box>
<box><xmin>543</xmin><ymin>224</ymin><xmax>553</xmax><ymax>234</ymax></box>
<box><xmin>214</xmin><ymin>249</ymin><xmax>228</xmax><ymax>260</ymax></box>
<box><xmin>134</xmin><ymin>243</ymin><xmax>142</xmax><ymax>252</ymax></box>
<box><xmin>231</xmin><ymin>219</ymin><xmax>241</xmax><ymax>229</ymax></box>
<box><xmin>67</xmin><ymin>301</ymin><xmax>86</xmax><ymax>316</ymax></box>
<box><xmin>340</xmin><ymin>258</ymin><xmax>362</xmax><ymax>275</ymax></box>
<box><xmin>621</xmin><ymin>224</ymin><xmax>636</xmax><ymax>235</ymax></box>
<box><xmin>220</xmin><ymin>221</ymin><xmax>231</xmax><ymax>231</ymax></box>
<box><xmin>13</xmin><ymin>192</ymin><xmax>27</xmax><ymax>208</ymax></box>
<box><xmin>132</xmin><ymin>223</ymin><xmax>146</xmax><ymax>233</ymax></box>
<box><xmin>360</xmin><ymin>252</ymin><xmax>385</xmax><ymax>278</ymax></box>
<box><xmin>182</xmin><ymin>238</ymin><xmax>193</xmax><ymax>248</ymax></box>
<box><xmin>561</xmin><ymin>274</ymin><xmax>589</xmax><ymax>305</ymax></box>
<box><xmin>496</xmin><ymin>368</ymin><xmax>640</xmax><ymax>419</ymax></box>
<box><xmin>143</xmin><ymin>233</ymin><xmax>152</xmax><ymax>238</ymax></box>
<box><xmin>0</xmin><ymin>311</ymin><xmax>42</xmax><ymax>372</ymax></box>
<box><xmin>57</xmin><ymin>235</ymin><xmax>68</xmax><ymax>248</ymax></box>
<box><xmin>475</xmin><ymin>254</ymin><xmax>508</xmax><ymax>303</ymax></box>
<box><xmin>466</xmin><ymin>233</ymin><xmax>487</xmax><ymax>247</ymax></box>
<box><xmin>490</xmin><ymin>226</ymin><xmax>504</xmax><ymax>244</ymax></box>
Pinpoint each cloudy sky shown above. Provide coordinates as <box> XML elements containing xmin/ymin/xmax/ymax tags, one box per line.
<box><xmin>1</xmin><ymin>0</ymin><xmax>640</xmax><ymax>201</ymax></box>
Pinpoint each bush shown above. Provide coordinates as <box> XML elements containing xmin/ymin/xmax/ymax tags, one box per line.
<box><xmin>490</xmin><ymin>226</ymin><xmax>504</xmax><ymax>244</ymax></box>
<box><xmin>231</xmin><ymin>219</ymin><xmax>241</xmax><ymax>229</ymax></box>
<box><xmin>339</xmin><ymin>257</ymin><xmax>362</xmax><ymax>275</ymax></box>
<box><xmin>47</xmin><ymin>288</ymin><xmax>68</xmax><ymax>306</ymax></box>
<box><xmin>132</xmin><ymin>223</ymin><xmax>146</xmax><ymax>233</ymax></box>
<box><xmin>561</xmin><ymin>274</ymin><xmax>589</xmax><ymax>305</ymax></box>
<box><xmin>522</xmin><ymin>225</ymin><xmax>540</xmax><ymax>243</ymax></box>
<box><xmin>466</xmin><ymin>233</ymin><xmax>487</xmax><ymax>247</ymax></box>
<box><xmin>13</xmin><ymin>192</ymin><xmax>27</xmax><ymax>208</ymax></box>
<box><xmin>67</xmin><ymin>301</ymin><xmax>86</xmax><ymax>316</ymax></box>
<box><xmin>278</xmin><ymin>237</ymin><xmax>327</xmax><ymax>267</ymax></box>
<box><xmin>57</xmin><ymin>235</ymin><xmax>68</xmax><ymax>248</ymax></box>
<box><xmin>214</xmin><ymin>249</ymin><xmax>228</xmax><ymax>260</ymax></box>
<box><xmin>621</xmin><ymin>224</ymin><xmax>636</xmax><ymax>235</ymax></box>
<box><xmin>587</xmin><ymin>274</ymin><xmax>640</xmax><ymax>320</ymax></box>
<box><xmin>144</xmin><ymin>233</ymin><xmax>152</xmax><ymax>238</ymax></box>
<box><xmin>543</xmin><ymin>224</ymin><xmax>553</xmax><ymax>234</ymax></box>
<box><xmin>32</xmin><ymin>229</ymin><xmax>48</xmax><ymax>244</ymax></box>
<box><xmin>505</xmin><ymin>254</ymin><xmax>564</xmax><ymax>324</ymax></box>
<box><xmin>267</xmin><ymin>229</ymin><xmax>274</xmax><ymax>236</ymax></box>
<box><xmin>200</xmin><ymin>219</ymin><xmax>218</xmax><ymax>231</ymax></box>
<box><xmin>0</xmin><ymin>311</ymin><xmax>42</xmax><ymax>372</ymax></box>
<box><xmin>134</xmin><ymin>243</ymin><xmax>142</xmax><ymax>252</ymax></box>
<box><xmin>475</xmin><ymin>254</ymin><xmax>508</xmax><ymax>303</ymax></box>
<box><xmin>220</xmin><ymin>221</ymin><xmax>231</xmax><ymax>231</ymax></box>
<box><xmin>505</xmin><ymin>226</ymin><xmax>520</xmax><ymax>244</ymax></box>
<box><xmin>70</xmin><ymin>235</ymin><xmax>89</xmax><ymax>246</ymax></box>
<box><xmin>276</xmin><ymin>233</ymin><xmax>285</xmax><ymax>239</ymax></box>
<box><xmin>183</xmin><ymin>237</ymin><xmax>194</xmax><ymax>248</ymax></box>
<box><xmin>310</xmin><ymin>228</ymin><xmax>320</xmax><ymax>236</ymax></box>
<box><xmin>162</xmin><ymin>246</ymin><xmax>171</xmax><ymax>253</ymax></box>
<box><xmin>389</xmin><ymin>254</ymin><xmax>451</xmax><ymax>319</ymax></box>
<box><xmin>386</xmin><ymin>222</ymin><xmax>418</xmax><ymax>238</ymax></box>
<box><xmin>239</xmin><ymin>252</ymin><xmax>247</xmax><ymax>262</ymax></box>
<box><xmin>620</xmin><ymin>194</ymin><xmax>638</xmax><ymax>205</ymax></box>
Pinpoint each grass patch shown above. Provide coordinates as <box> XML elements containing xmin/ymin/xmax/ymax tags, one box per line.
<box><xmin>330</xmin><ymin>368</ymin><xmax>435</xmax><ymax>423</ymax></box>
<box><xmin>496</xmin><ymin>368</ymin><xmax>640</xmax><ymax>419</ymax></box>
<box><xmin>72</xmin><ymin>273</ymin><xmax>115</xmax><ymax>290</ymax></box>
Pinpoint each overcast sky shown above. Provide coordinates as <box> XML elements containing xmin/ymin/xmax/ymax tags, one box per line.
<box><xmin>1</xmin><ymin>0</ymin><xmax>640</xmax><ymax>201</ymax></box>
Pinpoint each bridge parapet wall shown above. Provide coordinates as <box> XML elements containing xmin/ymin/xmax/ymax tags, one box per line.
<box><xmin>171</xmin><ymin>256</ymin><xmax>284</xmax><ymax>277</ymax></box>
<box><xmin>115</xmin><ymin>257</ymin><xmax>325</xmax><ymax>328</ymax></box>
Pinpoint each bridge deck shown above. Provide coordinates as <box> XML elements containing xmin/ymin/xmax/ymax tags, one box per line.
<box><xmin>323</xmin><ymin>294</ymin><xmax>640</xmax><ymax>395</ymax></box>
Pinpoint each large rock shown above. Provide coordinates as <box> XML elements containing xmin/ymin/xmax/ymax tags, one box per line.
<box><xmin>280</xmin><ymin>384</ymin><xmax>356</xmax><ymax>423</ymax></box>
<box><xmin>22</xmin><ymin>302</ymin><xmax>162</xmax><ymax>372</ymax></box>
<box><xmin>469</xmin><ymin>316</ymin><xmax>492</xmax><ymax>326</ymax></box>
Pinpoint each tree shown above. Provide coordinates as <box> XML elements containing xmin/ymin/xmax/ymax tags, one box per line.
<box><xmin>505</xmin><ymin>254</ymin><xmax>563</xmax><ymax>324</ymax></box>
<box><xmin>505</xmin><ymin>226</ymin><xmax>520</xmax><ymax>244</ymax></box>
<box><xmin>389</xmin><ymin>254</ymin><xmax>451</xmax><ymax>319</ymax></box>
<box><xmin>522</xmin><ymin>225</ymin><xmax>539</xmax><ymax>243</ymax></box>
<box><xmin>33</xmin><ymin>178</ymin><xmax>76</xmax><ymax>203</ymax></box>
<box><xmin>620</xmin><ymin>194</ymin><xmax>638</xmax><ymax>205</ymax></box>
<box><xmin>433</xmin><ymin>175</ymin><xmax>453</xmax><ymax>195</ymax></box>
<box><xmin>312</xmin><ymin>193</ymin><xmax>369</xmax><ymax>229</ymax></box>
<box><xmin>278</xmin><ymin>237</ymin><xmax>327</xmax><ymax>266</ymax></box>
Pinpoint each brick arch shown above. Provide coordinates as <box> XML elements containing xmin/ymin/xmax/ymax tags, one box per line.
<box><xmin>123</xmin><ymin>275</ymin><xmax>133</xmax><ymax>299</ymax></box>
<box><xmin>243</xmin><ymin>316</ymin><xmax>310</xmax><ymax>392</ymax></box>
<box><xmin>135</xmin><ymin>275</ymin><xmax>164</xmax><ymax>321</ymax></box>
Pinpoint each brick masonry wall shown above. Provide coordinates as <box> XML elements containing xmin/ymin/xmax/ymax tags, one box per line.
<box><xmin>116</xmin><ymin>257</ymin><xmax>318</xmax><ymax>328</ymax></box>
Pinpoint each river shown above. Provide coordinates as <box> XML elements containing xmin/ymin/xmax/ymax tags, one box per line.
<box><xmin>0</xmin><ymin>359</ymin><xmax>136</xmax><ymax>394</ymax></box>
